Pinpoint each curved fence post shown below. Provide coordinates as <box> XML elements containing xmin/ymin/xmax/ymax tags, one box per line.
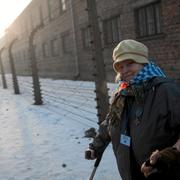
<box><xmin>8</xmin><ymin>39</ymin><xmax>20</xmax><ymax>94</ymax></box>
<box><xmin>0</xmin><ymin>47</ymin><xmax>7</xmax><ymax>89</ymax></box>
<box><xmin>29</xmin><ymin>24</ymin><xmax>44</xmax><ymax>105</ymax></box>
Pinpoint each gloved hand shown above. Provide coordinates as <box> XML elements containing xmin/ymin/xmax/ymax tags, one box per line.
<box><xmin>158</xmin><ymin>147</ymin><xmax>180</xmax><ymax>165</ymax></box>
<box><xmin>141</xmin><ymin>147</ymin><xmax>180</xmax><ymax>178</ymax></box>
<box><xmin>85</xmin><ymin>143</ymin><xmax>97</xmax><ymax>160</ymax></box>
<box><xmin>85</xmin><ymin>148</ymin><xmax>96</xmax><ymax>160</ymax></box>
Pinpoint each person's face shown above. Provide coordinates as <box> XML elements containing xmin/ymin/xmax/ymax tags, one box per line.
<box><xmin>115</xmin><ymin>60</ymin><xmax>144</xmax><ymax>82</ymax></box>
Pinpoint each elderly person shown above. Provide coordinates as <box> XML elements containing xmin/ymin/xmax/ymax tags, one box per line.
<box><xmin>85</xmin><ymin>39</ymin><xmax>180</xmax><ymax>180</ymax></box>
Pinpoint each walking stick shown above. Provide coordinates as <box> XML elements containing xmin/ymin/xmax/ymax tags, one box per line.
<box><xmin>89</xmin><ymin>153</ymin><xmax>103</xmax><ymax>180</ymax></box>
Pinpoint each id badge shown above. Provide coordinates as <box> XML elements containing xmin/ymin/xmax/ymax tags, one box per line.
<box><xmin>120</xmin><ymin>134</ymin><xmax>131</xmax><ymax>147</ymax></box>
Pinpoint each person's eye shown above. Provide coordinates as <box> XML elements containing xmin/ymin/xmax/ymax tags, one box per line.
<box><xmin>117</xmin><ymin>67</ymin><xmax>122</xmax><ymax>72</ymax></box>
<box><xmin>117</xmin><ymin>64</ymin><xmax>123</xmax><ymax>70</ymax></box>
<box><xmin>127</xmin><ymin>62</ymin><xmax>134</xmax><ymax>67</ymax></box>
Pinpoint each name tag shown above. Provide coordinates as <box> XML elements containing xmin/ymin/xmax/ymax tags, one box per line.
<box><xmin>120</xmin><ymin>134</ymin><xmax>131</xmax><ymax>147</ymax></box>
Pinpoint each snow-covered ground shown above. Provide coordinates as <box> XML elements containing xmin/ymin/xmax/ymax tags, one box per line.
<box><xmin>0</xmin><ymin>75</ymin><xmax>121</xmax><ymax>180</ymax></box>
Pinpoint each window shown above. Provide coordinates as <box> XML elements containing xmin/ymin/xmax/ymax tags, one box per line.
<box><xmin>34</xmin><ymin>45</ymin><xmax>38</xmax><ymax>59</ymax></box>
<box><xmin>60</xmin><ymin>0</ymin><xmax>67</xmax><ymax>12</ymax></box>
<box><xmin>61</xmin><ymin>32</ymin><xmax>72</xmax><ymax>54</ymax></box>
<box><xmin>48</xmin><ymin>0</ymin><xmax>60</xmax><ymax>20</ymax></box>
<box><xmin>39</xmin><ymin>6</ymin><xmax>44</xmax><ymax>25</ymax></box>
<box><xmin>103</xmin><ymin>15</ymin><xmax>121</xmax><ymax>45</ymax></box>
<box><xmin>42</xmin><ymin>42</ymin><xmax>49</xmax><ymax>57</ymax></box>
<box><xmin>14</xmin><ymin>53</ymin><xmax>18</xmax><ymax>61</ymax></box>
<box><xmin>18</xmin><ymin>52</ymin><xmax>22</xmax><ymax>61</ymax></box>
<box><xmin>25</xmin><ymin>21</ymin><xmax>29</xmax><ymax>35</ymax></box>
<box><xmin>82</xmin><ymin>27</ymin><xmax>91</xmax><ymax>49</ymax></box>
<box><xmin>51</xmin><ymin>38</ymin><xmax>59</xmax><ymax>56</ymax></box>
<box><xmin>135</xmin><ymin>1</ymin><xmax>162</xmax><ymax>38</ymax></box>
<box><xmin>23</xmin><ymin>50</ymin><xmax>26</xmax><ymax>60</ymax></box>
<box><xmin>30</xmin><ymin>14</ymin><xmax>34</xmax><ymax>30</ymax></box>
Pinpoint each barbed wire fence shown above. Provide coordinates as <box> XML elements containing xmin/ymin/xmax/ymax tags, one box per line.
<box><xmin>0</xmin><ymin>0</ymin><xmax>118</xmax><ymax>129</ymax></box>
<box><xmin>1</xmin><ymin>74</ymin><xmax>116</xmax><ymax>129</ymax></box>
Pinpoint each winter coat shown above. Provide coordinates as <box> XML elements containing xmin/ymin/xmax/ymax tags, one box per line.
<box><xmin>91</xmin><ymin>77</ymin><xmax>180</xmax><ymax>180</ymax></box>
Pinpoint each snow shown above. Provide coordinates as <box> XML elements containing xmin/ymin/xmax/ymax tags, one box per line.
<box><xmin>0</xmin><ymin>75</ymin><xmax>121</xmax><ymax>180</ymax></box>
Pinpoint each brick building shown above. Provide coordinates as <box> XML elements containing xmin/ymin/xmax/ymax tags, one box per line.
<box><xmin>0</xmin><ymin>0</ymin><xmax>180</xmax><ymax>83</ymax></box>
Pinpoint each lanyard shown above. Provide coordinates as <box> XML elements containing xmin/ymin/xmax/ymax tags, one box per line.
<box><xmin>122</xmin><ymin>98</ymin><xmax>132</xmax><ymax>135</ymax></box>
<box><xmin>120</xmin><ymin>98</ymin><xmax>132</xmax><ymax>147</ymax></box>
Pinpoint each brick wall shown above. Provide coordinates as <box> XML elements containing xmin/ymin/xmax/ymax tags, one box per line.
<box><xmin>1</xmin><ymin>0</ymin><xmax>179</xmax><ymax>84</ymax></box>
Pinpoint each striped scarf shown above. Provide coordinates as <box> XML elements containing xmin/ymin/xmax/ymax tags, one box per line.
<box><xmin>129</xmin><ymin>62</ymin><xmax>166</xmax><ymax>85</ymax></box>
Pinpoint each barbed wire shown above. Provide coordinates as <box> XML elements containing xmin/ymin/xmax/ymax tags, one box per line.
<box><xmin>0</xmin><ymin>73</ymin><xmax>118</xmax><ymax>128</ymax></box>
<box><xmin>3</xmin><ymin>74</ymin><xmax>100</xmax><ymax>127</ymax></box>
<box><xmin>0</xmin><ymin>0</ymin><xmax>118</xmax><ymax>128</ymax></box>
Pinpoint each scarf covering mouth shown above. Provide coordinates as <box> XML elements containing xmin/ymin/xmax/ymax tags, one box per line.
<box><xmin>129</xmin><ymin>62</ymin><xmax>166</xmax><ymax>85</ymax></box>
<box><xmin>117</xmin><ymin>61</ymin><xmax>166</xmax><ymax>96</ymax></box>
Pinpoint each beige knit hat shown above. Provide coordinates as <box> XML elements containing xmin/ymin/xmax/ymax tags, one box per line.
<box><xmin>113</xmin><ymin>39</ymin><xmax>149</xmax><ymax>72</ymax></box>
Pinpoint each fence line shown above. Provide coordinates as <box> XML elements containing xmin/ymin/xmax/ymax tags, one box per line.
<box><xmin>0</xmin><ymin>74</ymin><xmax>117</xmax><ymax>128</ymax></box>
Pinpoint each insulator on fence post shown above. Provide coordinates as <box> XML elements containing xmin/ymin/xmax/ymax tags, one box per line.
<box><xmin>87</xmin><ymin>0</ymin><xmax>109</xmax><ymax>124</ymax></box>
<box><xmin>8</xmin><ymin>39</ymin><xmax>20</xmax><ymax>94</ymax></box>
<box><xmin>0</xmin><ymin>48</ymin><xmax>7</xmax><ymax>89</ymax></box>
<box><xmin>29</xmin><ymin>24</ymin><xmax>44</xmax><ymax>105</ymax></box>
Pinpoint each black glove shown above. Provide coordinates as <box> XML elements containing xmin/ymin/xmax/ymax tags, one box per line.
<box><xmin>85</xmin><ymin>143</ymin><xmax>97</xmax><ymax>160</ymax></box>
<box><xmin>85</xmin><ymin>149</ymin><xmax>93</xmax><ymax>159</ymax></box>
